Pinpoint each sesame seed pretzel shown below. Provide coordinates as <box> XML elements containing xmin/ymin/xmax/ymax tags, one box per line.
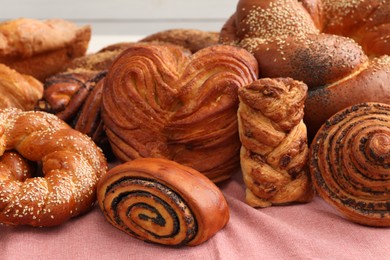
<box><xmin>0</xmin><ymin>108</ymin><xmax>107</xmax><ymax>226</ymax></box>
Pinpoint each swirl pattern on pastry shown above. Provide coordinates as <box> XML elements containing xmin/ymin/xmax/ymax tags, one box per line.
<box><xmin>97</xmin><ymin>158</ymin><xmax>229</xmax><ymax>246</ymax></box>
<box><xmin>238</xmin><ymin>78</ymin><xmax>314</xmax><ymax>207</ymax></box>
<box><xmin>102</xmin><ymin>43</ymin><xmax>258</xmax><ymax>182</ymax></box>
<box><xmin>310</xmin><ymin>102</ymin><xmax>390</xmax><ymax>227</ymax></box>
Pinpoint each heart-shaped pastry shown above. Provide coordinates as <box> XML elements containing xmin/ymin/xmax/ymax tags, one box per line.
<box><xmin>102</xmin><ymin>43</ymin><xmax>258</xmax><ymax>182</ymax></box>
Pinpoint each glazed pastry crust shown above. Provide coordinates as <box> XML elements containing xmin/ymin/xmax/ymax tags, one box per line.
<box><xmin>220</xmin><ymin>0</ymin><xmax>390</xmax><ymax>137</ymax></box>
<box><xmin>0</xmin><ymin>108</ymin><xmax>107</xmax><ymax>227</ymax></box>
<box><xmin>97</xmin><ymin>158</ymin><xmax>230</xmax><ymax>246</ymax></box>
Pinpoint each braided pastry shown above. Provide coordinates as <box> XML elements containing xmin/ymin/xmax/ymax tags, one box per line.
<box><xmin>0</xmin><ymin>18</ymin><xmax>91</xmax><ymax>81</ymax></box>
<box><xmin>0</xmin><ymin>108</ymin><xmax>107</xmax><ymax>226</ymax></box>
<box><xmin>310</xmin><ymin>103</ymin><xmax>390</xmax><ymax>227</ymax></box>
<box><xmin>102</xmin><ymin>43</ymin><xmax>258</xmax><ymax>182</ymax></box>
<box><xmin>220</xmin><ymin>0</ymin><xmax>390</xmax><ymax>138</ymax></box>
<box><xmin>97</xmin><ymin>158</ymin><xmax>229</xmax><ymax>246</ymax></box>
<box><xmin>0</xmin><ymin>64</ymin><xmax>43</xmax><ymax>110</ymax></box>
<box><xmin>238</xmin><ymin>78</ymin><xmax>314</xmax><ymax>207</ymax></box>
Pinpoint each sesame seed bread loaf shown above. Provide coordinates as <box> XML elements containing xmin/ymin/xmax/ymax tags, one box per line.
<box><xmin>220</xmin><ymin>0</ymin><xmax>390</xmax><ymax>138</ymax></box>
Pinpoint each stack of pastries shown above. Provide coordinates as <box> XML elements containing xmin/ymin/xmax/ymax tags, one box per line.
<box><xmin>0</xmin><ymin>0</ymin><xmax>389</xmax><ymax>247</ymax></box>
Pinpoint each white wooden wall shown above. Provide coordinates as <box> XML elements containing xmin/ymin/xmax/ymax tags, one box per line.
<box><xmin>0</xmin><ymin>0</ymin><xmax>238</xmax><ymax>35</ymax></box>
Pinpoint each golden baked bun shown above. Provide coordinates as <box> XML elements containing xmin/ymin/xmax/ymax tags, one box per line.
<box><xmin>97</xmin><ymin>158</ymin><xmax>230</xmax><ymax>246</ymax></box>
<box><xmin>220</xmin><ymin>0</ymin><xmax>390</xmax><ymax>138</ymax></box>
<box><xmin>0</xmin><ymin>108</ymin><xmax>107</xmax><ymax>226</ymax></box>
<box><xmin>0</xmin><ymin>63</ymin><xmax>43</xmax><ymax>110</ymax></box>
<box><xmin>102</xmin><ymin>43</ymin><xmax>258</xmax><ymax>182</ymax></box>
<box><xmin>238</xmin><ymin>78</ymin><xmax>314</xmax><ymax>207</ymax></box>
<box><xmin>310</xmin><ymin>103</ymin><xmax>390</xmax><ymax>227</ymax></box>
<box><xmin>0</xmin><ymin>18</ymin><xmax>91</xmax><ymax>81</ymax></box>
<box><xmin>140</xmin><ymin>29</ymin><xmax>219</xmax><ymax>53</ymax></box>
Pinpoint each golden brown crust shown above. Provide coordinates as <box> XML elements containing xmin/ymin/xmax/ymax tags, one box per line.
<box><xmin>0</xmin><ymin>18</ymin><xmax>91</xmax><ymax>81</ymax></box>
<box><xmin>0</xmin><ymin>64</ymin><xmax>43</xmax><ymax>110</ymax></box>
<box><xmin>102</xmin><ymin>43</ymin><xmax>258</xmax><ymax>182</ymax></box>
<box><xmin>0</xmin><ymin>108</ymin><xmax>107</xmax><ymax>227</ymax></box>
<box><xmin>245</xmin><ymin>33</ymin><xmax>368</xmax><ymax>87</ymax></box>
<box><xmin>310</xmin><ymin>102</ymin><xmax>390</xmax><ymax>227</ymax></box>
<box><xmin>238</xmin><ymin>78</ymin><xmax>314</xmax><ymax>207</ymax></box>
<box><xmin>97</xmin><ymin>158</ymin><xmax>230</xmax><ymax>246</ymax></box>
<box><xmin>37</xmin><ymin>72</ymin><xmax>94</xmax><ymax>117</ymax></box>
<box><xmin>305</xmin><ymin>56</ymin><xmax>390</xmax><ymax>139</ymax></box>
<box><xmin>37</xmin><ymin>71</ymin><xmax>112</xmax><ymax>157</ymax></box>
<box><xmin>140</xmin><ymin>29</ymin><xmax>220</xmax><ymax>53</ymax></box>
<box><xmin>61</xmin><ymin>42</ymin><xmax>138</xmax><ymax>74</ymax></box>
<box><xmin>221</xmin><ymin>0</ymin><xmax>390</xmax><ymax>138</ymax></box>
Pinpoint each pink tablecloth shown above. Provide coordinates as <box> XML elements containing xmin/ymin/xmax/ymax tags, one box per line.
<box><xmin>1</xmin><ymin>169</ymin><xmax>389</xmax><ymax>260</ymax></box>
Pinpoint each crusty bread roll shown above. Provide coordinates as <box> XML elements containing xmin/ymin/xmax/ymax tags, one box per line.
<box><xmin>220</xmin><ymin>0</ymin><xmax>390</xmax><ymax>138</ymax></box>
<box><xmin>0</xmin><ymin>63</ymin><xmax>43</xmax><ymax>110</ymax></box>
<box><xmin>0</xmin><ymin>18</ymin><xmax>91</xmax><ymax>81</ymax></box>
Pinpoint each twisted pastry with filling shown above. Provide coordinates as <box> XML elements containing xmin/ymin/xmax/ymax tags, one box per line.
<box><xmin>102</xmin><ymin>43</ymin><xmax>258</xmax><ymax>182</ymax></box>
<box><xmin>37</xmin><ymin>71</ymin><xmax>112</xmax><ymax>157</ymax></box>
<box><xmin>220</xmin><ymin>0</ymin><xmax>390</xmax><ymax>138</ymax></box>
<box><xmin>97</xmin><ymin>158</ymin><xmax>229</xmax><ymax>246</ymax></box>
<box><xmin>0</xmin><ymin>108</ymin><xmax>107</xmax><ymax>226</ymax></box>
<box><xmin>238</xmin><ymin>78</ymin><xmax>314</xmax><ymax>207</ymax></box>
<box><xmin>310</xmin><ymin>102</ymin><xmax>390</xmax><ymax>227</ymax></box>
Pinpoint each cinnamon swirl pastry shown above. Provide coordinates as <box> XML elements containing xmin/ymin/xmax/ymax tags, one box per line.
<box><xmin>238</xmin><ymin>78</ymin><xmax>314</xmax><ymax>207</ymax></box>
<box><xmin>102</xmin><ymin>43</ymin><xmax>258</xmax><ymax>182</ymax></box>
<box><xmin>97</xmin><ymin>158</ymin><xmax>229</xmax><ymax>246</ymax></box>
<box><xmin>310</xmin><ymin>102</ymin><xmax>390</xmax><ymax>227</ymax></box>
